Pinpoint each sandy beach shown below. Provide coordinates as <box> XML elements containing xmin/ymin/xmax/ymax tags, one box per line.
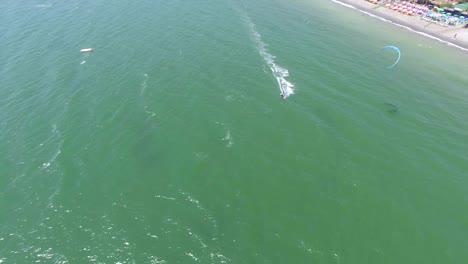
<box><xmin>333</xmin><ymin>0</ymin><xmax>468</xmax><ymax>51</ymax></box>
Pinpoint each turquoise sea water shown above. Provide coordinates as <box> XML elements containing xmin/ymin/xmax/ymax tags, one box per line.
<box><xmin>1</xmin><ymin>0</ymin><xmax>467</xmax><ymax>263</ymax></box>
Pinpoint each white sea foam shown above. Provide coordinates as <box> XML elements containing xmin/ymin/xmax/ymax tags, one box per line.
<box><xmin>179</xmin><ymin>190</ymin><xmax>219</xmax><ymax>234</ymax></box>
<box><xmin>149</xmin><ymin>256</ymin><xmax>167</xmax><ymax>264</ymax></box>
<box><xmin>186</xmin><ymin>252</ymin><xmax>200</xmax><ymax>262</ymax></box>
<box><xmin>41</xmin><ymin>125</ymin><xmax>63</xmax><ymax>169</ymax></box>
<box><xmin>147</xmin><ymin>233</ymin><xmax>159</xmax><ymax>239</ymax></box>
<box><xmin>299</xmin><ymin>240</ymin><xmax>324</xmax><ymax>256</ymax></box>
<box><xmin>222</xmin><ymin>130</ymin><xmax>233</xmax><ymax>148</ymax></box>
<box><xmin>210</xmin><ymin>252</ymin><xmax>231</xmax><ymax>263</ymax></box>
<box><xmin>225</xmin><ymin>95</ymin><xmax>234</xmax><ymax>102</ymax></box>
<box><xmin>80</xmin><ymin>60</ymin><xmax>86</xmax><ymax>65</ymax></box>
<box><xmin>41</xmin><ymin>148</ymin><xmax>61</xmax><ymax>169</ymax></box>
<box><xmin>330</xmin><ymin>0</ymin><xmax>468</xmax><ymax>52</ymax></box>
<box><xmin>140</xmin><ymin>73</ymin><xmax>149</xmax><ymax>96</ymax></box>
<box><xmin>216</xmin><ymin>121</ymin><xmax>234</xmax><ymax>148</ymax></box>
<box><xmin>145</xmin><ymin>110</ymin><xmax>156</xmax><ymax>118</ymax></box>
<box><xmin>36</xmin><ymin>248</ymin><xmax>54</xmax><ymax>260</ymax></box>
<box><xmin>185</xmin><ymin>227</ymin><xmax>207</xmax><ymax>248</ymax></box>
<box><xmin>34</xmin><ymin>4</ymin><xmax>52</xmax><ymax>8</ymax></box>
<box><xmin>194</xmin><ymin>152</ymin><xmax>209</xmax><ymax>160</ymax></box>
<box><xmin>154</xmin><ymin>195</ymin><xmax>176</xmax><ymax>201</ymax></box>
<box><xmin>244</xmin><ymin>15</ymin><xmax>295</xmax><ymax>98</ymax></box>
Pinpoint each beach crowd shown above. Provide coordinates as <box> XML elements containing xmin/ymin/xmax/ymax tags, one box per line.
<box><xmin>366</xmin><ymin>0</ymin><xmax>468</xmax><ymax>26</ymax></box>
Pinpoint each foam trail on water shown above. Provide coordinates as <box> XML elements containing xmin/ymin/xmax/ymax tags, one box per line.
<box><xmin>222</xmin><ymin>130</ymin><xmax>233</xmax><ymax>148</ymax></box>
<box><xmin>40</xmin><ymin>124</ymin><xmax>63</xmax><ymax>169</ymax></box>
<box><xmin>34</xmin><ymin>4</ymin><xmax>52</xmax><ymax>8</ymax></box>
<box><xmin>41</xmin><ymin>148</ymin><xmax>61</xmax><ymax>169</ymax></box>
<box><xmin>244</xmin><ymin>15</ymin><xmax>294</xmax><ymax>98</ymax></box>
<box><xmin>215</xmin><ymin>121</ymin><xmax>233</xmax><ymax>148</ymax></box>
<box><xmin>140</xmin><ymin>73</ymin><xmax>149</xmax><ymax>96</ymax></box>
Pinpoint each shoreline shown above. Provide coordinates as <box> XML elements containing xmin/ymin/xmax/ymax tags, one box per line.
<box><xmin>331</xmin><ymin>0</ymin><xmax>468</xmax><ymax>52</ymax></box>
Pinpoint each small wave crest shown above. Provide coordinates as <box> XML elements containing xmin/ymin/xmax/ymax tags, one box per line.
<box><xmin>245</xmin><ymin>15</ymin><xmax>295</xmax><ymax>98</ymax></box>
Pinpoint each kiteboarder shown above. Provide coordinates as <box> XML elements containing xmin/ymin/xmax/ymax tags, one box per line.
<box><xmin>382</xmin><ymin>46</ymin><xmax>401</xmax><ymax>69</ymax></box>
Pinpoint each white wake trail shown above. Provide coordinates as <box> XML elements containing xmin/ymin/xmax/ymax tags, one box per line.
<box><xmin>244</xmin><ymin>15</ymin><xmax>295</xmax><ymax>98</ymax></box>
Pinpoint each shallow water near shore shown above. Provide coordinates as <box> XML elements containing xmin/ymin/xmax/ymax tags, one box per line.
<box><xmin>1</xmin><ymin>0</ymin><xmax>468</xmax><ymax>263</ymax></box>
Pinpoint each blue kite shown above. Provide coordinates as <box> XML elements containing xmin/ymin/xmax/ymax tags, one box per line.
<box><xmin>382</xmin><ymin>46</ymin><xmax>401</xmax><ymax>69</ymax></box>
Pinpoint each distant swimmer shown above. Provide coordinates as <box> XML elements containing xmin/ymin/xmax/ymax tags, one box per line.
<box><xmin>280</xmin><ymin>93</ymin><xmax>285</xmax><ymax>99</ymax></box>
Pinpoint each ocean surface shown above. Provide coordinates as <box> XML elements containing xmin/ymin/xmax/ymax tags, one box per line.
<box><xmin>1</xmin><ymin>0</ymin><xmax>467</xmax><ymax>263</ymax></box>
